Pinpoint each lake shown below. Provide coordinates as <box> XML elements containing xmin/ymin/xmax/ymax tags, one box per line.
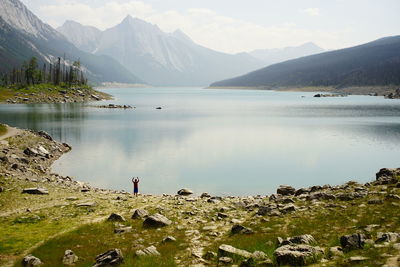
<box><xmin>1</xmin><ymin>87</ymin><xmax>400</xmax><ymax>195</ymax></box>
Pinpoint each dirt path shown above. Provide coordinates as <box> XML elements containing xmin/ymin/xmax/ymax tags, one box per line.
<box><xmin>0</xmin><ymin>125</ymin><xmax>22</xmax><ymax>141</ymax></box>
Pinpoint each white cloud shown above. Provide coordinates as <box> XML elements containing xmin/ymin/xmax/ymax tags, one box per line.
<box><xmin>301</xmin><ymin>8</ymin><xmax>321</xmax><ymax>17</ymax></box>
<box><xmin>38</xmin><ymin>1</ymin><xmax>342</xmax><ymax>53</ymax></box>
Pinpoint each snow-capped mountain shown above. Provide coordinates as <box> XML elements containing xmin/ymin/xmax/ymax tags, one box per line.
<box><xmin>58</xmin><ymin>16</ymin><xmax>265</xmax><ymax>86</ymax></box>
<box><xmin>0</xmin><ymin>0</ymin><xmax>141</xmax><ymax>84</ymax></box>
<box><xmin>249</xmin><ymin>42</ymin><xmax>325</xmax><ymax>66</ymax></box>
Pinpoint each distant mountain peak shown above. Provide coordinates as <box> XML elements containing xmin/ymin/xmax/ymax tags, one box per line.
<box><xmin>171</xmin><ymin>29</ymin><xmax>193</xmax><ymax>43</ymax></box>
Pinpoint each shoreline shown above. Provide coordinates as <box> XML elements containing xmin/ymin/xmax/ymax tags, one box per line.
<box><xmin>0</xmin><ymin>125</ymin><xmax>399</xmax><ymax>266</ymax></box>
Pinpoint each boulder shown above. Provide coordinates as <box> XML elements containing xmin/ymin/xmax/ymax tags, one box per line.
<box><xmin>257</xmin><ymin>205</ymin><xmax>277</xmax><ymax>216</ymax></box>
<box><xmin>62</xmin><ymin>250</ymin><xmax>78</xmax><ymax>265</ymax></box>
<box><xmin>200</xmin><ymin>192</ymin><xmax>211</xmax><ymax>198</ymax></box>
<box><xmin>277</xmin><ymin>185</ymin><xmax>296</xmax><ymax>196</ymax></box>
<box><xmin>162</xmin><ymin>236</ymin><xmax>176</xmax><ymax>243</ymax></box>
<box><xmin>107</xmin><ymin>213</ymin><xmax>126</xmax><ymax>222</ymax></box>
<box><xmin>375</xmin><ymin>168</ymin><xmax>400</xmax><ymax>184</ymax></box>
<box><xmin>328</xmin><ymin>246</ymin><xmax>344</xmax><ymax>259</ymax></box>
<box><xmin>274</xmin><ymin>244</ymin><xmax>324</xmax><ymax>266</ymax></box>
<box><xmin>307</xmin><ymin>192</ymin><xmax>336</xmax><ymax>201</ymax></box>
<box><xmin>375</xmin><ymin>232</ymin><xmax>400</xmax><ymax>243</ymax></box>
<box><xmin>22</xmin><ymin>188</ymin><xmax>48</xmax><ymax>195</ymax></box>
<box><xmin>136</xmin><ymin>246</ymin><xmax>160</xmax><ymax>257</ymax></box>
<box><xmin>143</xmin><ymin>213</ymin><xmax>172</xmax><ymax>228</ymax></box>
<box><xmin>280</xmin><ymin>204</ymin><xmax>297</xmax><ymax>214</ymax></box>
<box><xmin>131</xmin><ymin>209</ymin><xmax>149</xmax><ymax>219</ymax></box>
<box><xmin>37</xmin><ymin>131</ymin><xmax>53</xmax><ymax>141</ymax></box>
<box><xmin>37</xmin><ymin>146</ymin><xmax>49</xmax><ymax>156</ymax></box>
<box><xmin>340</xmin><ymin>233</ymin><xmax>366</xmax><ymax>250</ymax></box>
<box><xmin>219</xmin><ymin>257</ymin><xmax>232</xmax><ymax>264</ymax></box>
<box><xmin>295</xmin><ymin>188</ymin><xmax>310</xmax><ymax>196</ymax></box>
<box><xmin>231</xmin><ymin>224</ymin><xmax>254</xmax><ymax>235</ymax></box>
<box><xmin>22</xmin><ymin>255</ymin><xmax>42</xmax><ymax>266</ymax></box>
<box><xmin>24</xmin><ymin>147</ymin><xmax>39</xmax><ymax>156</ymax></box>
<box><xmin>93</xmin><ymin>249</ymin><xmax>123</xmax><ymax>267</ymax></box>
<box><xmin>218</xmin><ymin>244</ymin><xmax>252</xmax><ymax>259</ymax></box>
<box><xmin>177</xmin><ymin>188</ymin><xmax>193</xmax><ymax>196</ymax></box>
<box><xmin>278</xmin><ymin>234</ymin><xmax>316</xmax><ymax>247</ymax></box>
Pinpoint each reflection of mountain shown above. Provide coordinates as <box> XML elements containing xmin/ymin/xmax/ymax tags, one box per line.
<box><xmin>58</xmin><ymin>16</ymin><xmax>264</xmax><ymax>86</ymax></box>
<box><xmin>0</xmin><ymin>0</ymin><xmax>141</xmax><ymax>84</ymax></box>
<box><xmin>0</xmin><ymin>103</ymin><xmax>87</xmax><ymax>142</ymax></box>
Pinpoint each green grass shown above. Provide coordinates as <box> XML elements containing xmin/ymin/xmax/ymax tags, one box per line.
<box><xmin>13</xmin><ymin>220</ymin><xmax>185</xmax><ymax>267</ymax></box>
<box><xmin>0</xmin><ymin>124</ymin><xmax>7</xmax><ymax>136</ymax></box>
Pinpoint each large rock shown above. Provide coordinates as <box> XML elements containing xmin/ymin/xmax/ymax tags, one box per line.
<box><xmin>278</xmin><ymin>234</ymin><xmax>317</xmax><ymax>247</ymax></box>
<box><xmin>135</xmin><ymin>246</ymin><xmax>160</xmax><ymax>257</ymax></box>
<box><xmin>24</xmin><ymin>147</ymin><xmax>39</xmax><ymax>156</ymax></box>
<box><xmin>131</xmin><ymin>209</ymin><xmax>148</xmax><ymax>219</ymax></box>
<box><xmin>375</xmin><ymin>168</ymin><xmax>400</xmax><ymax>184</ymax></box>
<box><xmin>107</xmin><ymin>213</ymin><xmax>126</xmax><ymax>222</ymax></box>
<box><xmin>93</xmin><ymin>249</ymin><xmax>123</xmax><ymax>267</ymax></box>
<box><xmin>37</xmin><ymin>146</ymin><xmax>49</xmax><ymax>156</ymax></box>
<box><xmin>177</xmin><ymin>188</ymin><xmax>193</xmax><ymax>196</ymax></box>
<box><xmin>274</xmin><ymin>244</ymin><xmax>324</xmax><ymax>266</ymax></box>
<box><xmin>277</xmin><ymin>185</ymin><xmax>296</xmax><ymax>196</ymax></box>
<box><xmin>257</xmin><ymin>205</ymin><xmax>277</xmax><ymax>216</ymax></box>
<box><xmin>22</xmin><ymin>188</ymin><xmax>48</xmax><ymax>195</ymax></box>
<box><xmin>340</xmin><ymin>233</ymin><xmax>366</xmax><ymax>250</ymax></box>
<box><xmin>22</xmin><ymin>255</ymin><xmax>42</xmax><ymax>266</ymax></box>
<box><xmin>143</xmin><ymin>213</ymin><xmax>172</xmax><ymax>228</ymax></box>
<box><xmin>218</xmin><ymin>244</ymin><xmax>252</xmax><ymax>259</ymax></box>
<box><xmin>62</xmin><ymin>250</ymin><xmax>78</xmax><ymax>265</ymax></box>
<box><xmin>37</xmin><ymin>131</ymin><xmax>53</xmax><ymax>141</ymax></box>
<box><xmin>231</xmin><ymin>224</ymin><xmax>254</xmax><ymax>235</ymax></box>
<box><xmin>375</xmin><ymin>232</ymin><xmax>400</xmax><ymax>243</ymax></box>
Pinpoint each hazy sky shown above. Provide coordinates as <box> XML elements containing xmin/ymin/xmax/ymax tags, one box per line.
<box><xmin>21</xmin><ymin>0</ymin><xmax>400</xmax><ymax>54</ymax></box>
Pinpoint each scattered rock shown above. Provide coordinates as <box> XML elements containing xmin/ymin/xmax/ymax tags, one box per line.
<box><xmin>136</xmin><ymin>246</ymin><xmax>160</xmax><ymax>257</ymax></box>
<box><xmin>280</xmin><ymin>204</ymin><xmax>297</xmax><ymax>214</ymax></box>
<box><xmin>177</xmin><ymin>188</ymin><xmax>193</xmax><ymax>196</ymax></box>
<box><xmin>218</xmin><ymin>244</ymin><xmax>252</xmax><ymax>259</ymax></box>
<box><xmin>231</xmin><ymin>224</ymin><xmax>254</xmax><ymax>235</ymax></box>
<box><xmin>131</xmin><ymin>209</ymin><xmax>149</xmax><ymax>219</ymax></box>
<box><xmin>162</xmin><ymin>236</ymin><xmax>176</xmax><ymax>243</ymax></box>
<box><xmin>278</xmin><ymin>234</ymin><xmax>316</xmax><ymax>246</ymax></box>
<box><xmin>274</xmin><ymin>244</ymin><xmax>324</xmax><ymax>266</ymax></box>
<box><xmin>22</xmin><ymin>188</ymin><xmax>48</xmax><ymax>195</ymax></box>
<box><xmin>376</xmin><ymin>232</ymin><xmax>400</xmax><ymax>243</ymax></box>
<box><xmin>24</xmin><ymin>147</ymin><xmax>39</xmax><ymax>156</ymax></box>
<box><xmin>107</xmin><ymin>213</ymin><xmax>126</xmax><ymax>222</ymax></box>
<box><xmin>22</xmin><ymin>255</ymin><xmax>42</xmax><ymax>266</ymax></box>
<box><xmin>277</xmin><ymin>185</ymin><xmax>296</xmax><ymax>196</ymax></box>
<box><xmin>340</xmin><ymin>233</ymin><xmax>366</xmax><ymax>250</ymax></box>
<box><xmin>143</xmin><ymin>213</ymin><xmax>172</xmax><ymax>228</ymax></box>
<box><xmin>62</xmin><ymin>250</ymin><xmax>78</xmax><ymax>265</ymax></box>
<box><xmin>93</xmin><ymin>249</ymin><xmax>123</xmax><ymax>267</ymax></box>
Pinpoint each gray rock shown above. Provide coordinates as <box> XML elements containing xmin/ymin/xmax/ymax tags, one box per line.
<box><xmin>217</xmin><ymin>212</ymin><xmax>228</xmax><ymax>219</ymax></box>
<box><xmin>107</xmin><ymin>213</ymin><xmax>126</xmax><ymax>222</ymax></box>
<box><xmin>295</xmin><ymin>188</ymin><xmax>310</xmax><ymax>196</ymax></box>
<box><xmin>22</xmin><ymin>255</ymin><xmax>42</xmax><ymax>266</ymax></box>
<box><xmin>37</xmin><ymin>131</ymin><xmax>53</xmax><ymax>141</ymax></box>
<box><xmin>231</xmin><ymin>224</ymin><xmax>254</xmax><ymax>235</ymax></box>
<box><xmin>368</xmin><ymin>199</ymin><xmax>383</xmax><ymax>204</ymax></box>
<box><xmin>200</xmin><ymin>192</ymin><xmax>211</xmax><ymax>198</ymax></box>
<box><xmin>114</xmin><ymin>226</ymin><xmax>132</xmax><ymax>234</ymax></box>
<box><xmin>177</xmin><ymin>188</ymin><xmax>193</xmax><ymax>195</ymax></box>
<box><xmin>337</xmin><ymin>192</ymin><xmax>366</xmax><ymax>201</ymax></box>
<box><xmin>376</xmin><ymin>232</ymin><xmax>400</xmax><ymax>243</ymax></box>
<box><xmin>278</xmin><ymin>234</ymin><xmax>316</xmax><ymax>247</ymax></box>
<box><xmin>277</xmin><ymin>185</ymin><xmax>296</xmax><ymax>196</ymax></box>
<box><xmin>136</xmin><ymin>246</ymin><xmax>160</xmax><ymax>257</ymax></box>
<box><xmin>37</xmin><ymin>146</ymin><xmax>49</xmax><ymax>156</ymax></box>
<box><xmin>385</xmin><ymin>194</ymin><xmax>400</xmax><ymax>200</ymax></box>
<box><xmin>280</xmin><ymin>204</ymin><xmax>297</xmax><ymax>214</ymax></box>
<box><xmin>218</xmin><ymin>244</ymin><xmax>252</xmax><ymax>259</ymax></box>
<box><xmin>257</xmin><ymin>205</ymin><xmax>277</xmax><ymax>216</ymax></box>
<box><xmin>24</xmin><ymin>147</ymin><xmax>39</xmax><ymax>156</ymax></box>
<box><xmin>328</xmin><ymin>246</ymin><xmax>344</xmax><ymax>259</ymax></box>
<box><xmin>251</xmin><ymin>251</ymin><xmax>268</xmax><ymax>260</ymax></box>
<box><xmin>62</xmin><ymin>250</ymin><xmax>78</xmax><ymax>265</ymax></box>
<box><xmin>93</xmin><ymin>248</ymin><xmax>123</xmax><ymax>267</ymax></box>
<box><xmin>274</xmin><ymin>244</ymin><xmax>324</xmax><ymax>266</ymax></box>
<box><xmin>307</xmin><ymin>192</ymin><xmax>336</xmax><ymax>201</ymax></box>
<box><xmin>162</xmin><ymin>236</ymin><xmax>176</xmax><ymax>243</ymax></box>
<box><xmin>143</xmin><ymin>213</ymin><xmax>172</xmax><ymax>228</ymax></box>
<box><xmin>22</xmin><ymin>188</ymin><xmax>48</xmax><ymax>195</ymax></box>
<box><xmin>132</xmin><ymin>209</ymin><xmax>149</xmax><ymax>219</ymax></box>
<box><xmin>219</xmin><ymin>257</ymin><xmax>232</xmax><ymax>264</ymax></box>
<box><xmin>340</xmin><ymin>233</ymin><xmax>366</xmax><ymax>250</ymax></box>
<box><xmin>203</xmin><ymin>251</ymin><xmax>217</xmax><ymax>260</ymax></box>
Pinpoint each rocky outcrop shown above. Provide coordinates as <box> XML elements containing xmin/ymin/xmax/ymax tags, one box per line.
<box><xmin>177</xmin><ymin>188</ymin><xmax>193</xmax><ymax>196</ymax></box>
<box><xmin>22</xmin><ymin>188</ymin><xmax>48</xmax><ymax>195</ymax></box>
<box><xmin>340</xmin><ymin>233</ymin><xmax>366</xmax><ymax>250</ymax></box>
<box><xmin>93</xmin><ymin>249</ymin><xmax>123</xmax><ymax>267</ymax></box>
<box><xmin>277</xmin><ymin>185</ymin><xmax>296</xmax><ymax>196</ymax></box>
<box><xmin>22</xmin><ymin>255</ymin><xmax>42</xmax><ymax>266</ymax></box>
<box><xmin>274</xmin><ymin>244</ymin><xmax>324</xmax><ymax>266</ymax></box>
<box><xmin>375</xmin><ymin>168</ymin><xmax>400</xmax><ymax>185</ymax></box>
<box><xmin>143</xmin><ymin>213</ymin><xmax>172</xmax><ymax>228</ymax></box>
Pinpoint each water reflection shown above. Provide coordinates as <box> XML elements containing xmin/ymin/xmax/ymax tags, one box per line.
<box><xmin>1</xmin><ymin>88</ymin><xmax>400</xmax><ymax>195</ymax></box>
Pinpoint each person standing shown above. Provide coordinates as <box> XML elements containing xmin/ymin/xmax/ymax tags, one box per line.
<box><xmin>132</xmin><ymin>177</ymin><xmax>140</xmax><ymax>196</ymax></box>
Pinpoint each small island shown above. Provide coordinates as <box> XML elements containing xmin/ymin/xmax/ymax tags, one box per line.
<box><xmin>0</xmin><ymin>57</ymin><xmax>111</xmax><ymax>104</ymax></box>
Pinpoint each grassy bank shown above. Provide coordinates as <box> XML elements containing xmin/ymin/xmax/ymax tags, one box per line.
<box><xmin>0</xmin><ymin>124</ymin><xmax>7</xmax><ymax>136</ymax></box>
<box><xmin>0</xmin><ymin>83</ymin><xmax>111</xmax><ymax>104</ymax></box>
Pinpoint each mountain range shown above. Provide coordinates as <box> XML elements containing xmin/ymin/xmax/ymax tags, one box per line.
<box><xmin>0</xmin><ymin>0</ymin><xmax>142</xmax><ymax>84</ymax></box>
<box><xmin>58</xmin><ymin>18</ymin><xmax>324</xmax><ymax>86</ymax></box>
<box><xmin>211</xmin><ymin>36</ymin><xmax>400</xmax><ymax>88</ymax></box>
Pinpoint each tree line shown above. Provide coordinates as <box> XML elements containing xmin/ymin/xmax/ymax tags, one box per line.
<box><xmin>0</xmin><ymin>56</ymin><xmax>87</xmax><ymax>87</ymax></box>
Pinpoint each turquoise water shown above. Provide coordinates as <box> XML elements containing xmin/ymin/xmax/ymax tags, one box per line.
<box><xmin>1</xmin><ymin>87</ymin><xmax>400</xmax><ymax>195</ymax></box>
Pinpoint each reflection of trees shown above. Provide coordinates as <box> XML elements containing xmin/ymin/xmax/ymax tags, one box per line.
<box><xmin>0</xmin><ymin>103</ymin><xmax>86</xmax><ymax>142</ymax></box>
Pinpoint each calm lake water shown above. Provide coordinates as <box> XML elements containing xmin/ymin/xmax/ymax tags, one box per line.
<box><xmin>1</xmin><ymin>87</ymin><xmax>400</xmax><ymax>195</ymax></box>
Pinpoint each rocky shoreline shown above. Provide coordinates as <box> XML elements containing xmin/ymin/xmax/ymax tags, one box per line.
<box><xmin>0</xmin><ymin>126</ymin><xmax>399</xmax><ymax>266</ymax></box>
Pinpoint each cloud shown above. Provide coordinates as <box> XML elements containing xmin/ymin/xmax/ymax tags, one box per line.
<box><xmin>37</xmin><ymin>1</ymin><xmax>342</xmax><ymax>53</ymax></box>
<box><xmin>301</xmin><ymin>8</ymin><xmax>321</xmax><ymax>17</ymax></box>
